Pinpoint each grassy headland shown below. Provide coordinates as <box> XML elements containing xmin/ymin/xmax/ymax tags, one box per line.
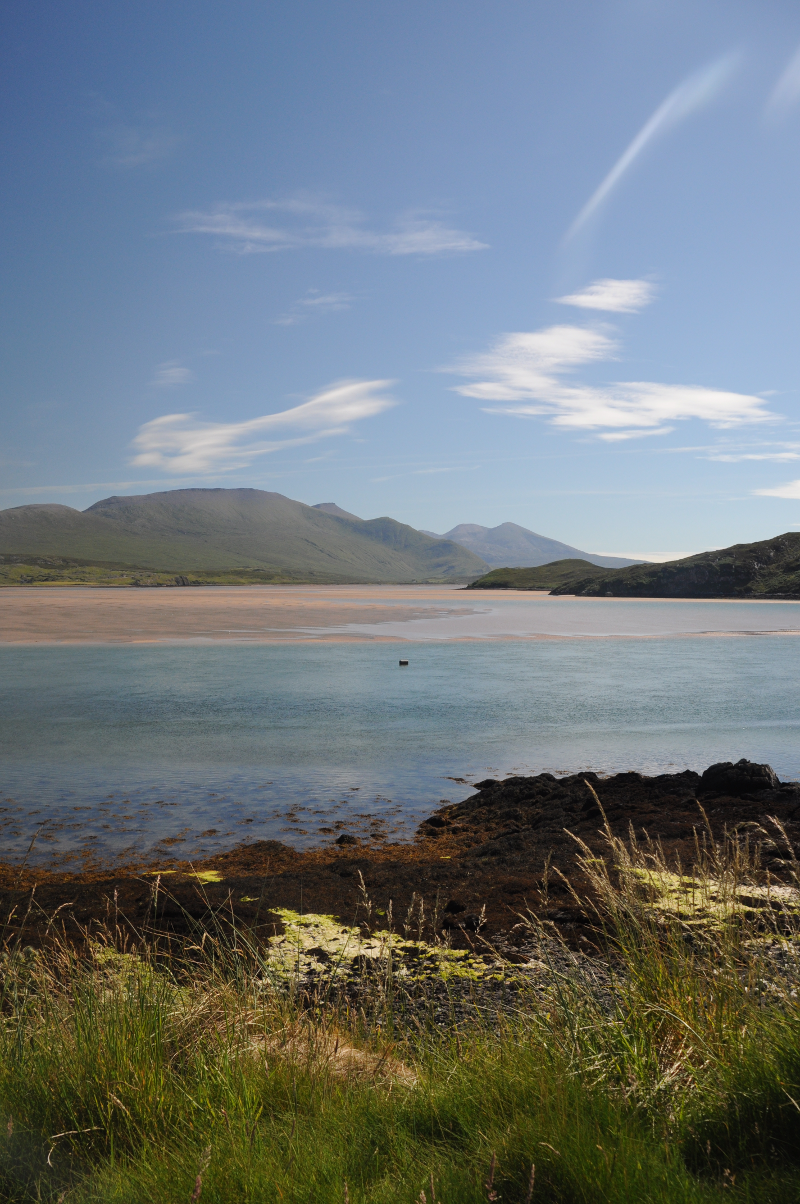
<box><xmin>548</xmin><ymin>531</ymin><xmax>800</xmax><ymax>599</ymax></box>
<box><xmin>465</xmin><ymin>558</ymin><xmax>610</xmax><ymax>591</ymax></box>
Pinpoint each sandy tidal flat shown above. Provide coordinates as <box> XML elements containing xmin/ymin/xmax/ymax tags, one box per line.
<box><xmin>3</xmin><ymin>585</ymin><xmax>800</xmax><ymax>643</ymax></box>
<box><xmin>0</xmin><ymin>585</ymin><xmax>483</xmax><ymax>643</ymax></box>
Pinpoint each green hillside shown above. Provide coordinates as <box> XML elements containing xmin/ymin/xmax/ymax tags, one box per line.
<box><xmin>0</xmin><ymin>489</ymin><xmax>487</xmax><ymax>584</ymax></box>
<box><xmin>549</xmin><ymin>531</ymin><xmax>800</xmax><ymax>598</ymax></box>
<box><xmin>466</xmin><ymin>559</ymin><xmax>610</xmax><ymax>591</ymax></box>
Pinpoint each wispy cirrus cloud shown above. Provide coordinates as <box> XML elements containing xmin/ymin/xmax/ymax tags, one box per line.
<box><xmin>557</xmin><ymin>278</ymin><xmax>656</xmax><ymax>313</ymax></box>
<box><xmin>754</xmin><ymin>478</ymin><xmax>800</xmax><ymax>499</ymax></box>
<box><xmin>449</xmin><ymin>303</ymin><xmax>774</xmax><ymax>439</ymax></box>
<box><xmin>131</xmin><ymin>379</ymin><xmax>396</xmax><ymax>474</ymax></box>
<box><xmin>766</xmin><ymin>43</ymin><xmax>800</xmax><ymax>120</ymax></box>
<box><xmin>706</xmin><ymin>450</ymin><xmax>800</xmax><ymax>463</ymax></box>
<box><xmin>565</xmin><ymin>52</ymin><xmax>740</xmax><ymax>241</ymax></box>
<box><xmin>149</xmin><ymin>361</ymin><xmax>194</xmax><ymax>387</ymax></box>
<box><xmin>175</xmin><ymin>198</ymin><xmax>487</xmax><ymax>256</ymax></box>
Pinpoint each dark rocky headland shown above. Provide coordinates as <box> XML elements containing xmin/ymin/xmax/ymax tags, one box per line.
<box><xmin>468</xmin><ymin>531</ymin><xmax>800</xmax><ymax>598</ymax></box>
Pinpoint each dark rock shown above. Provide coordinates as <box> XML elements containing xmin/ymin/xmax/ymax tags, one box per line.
<box><xmin>474</xmin><ymin>778</ymin><xmax>499</xmax><ymax>789</ymax></box>
<box><xmin>442</xmin><ymin>912</ymin><xmax>481</xmax><ymax>931</ymax></box>
<box><xmin>700</xmin><ymin>759</ymin><xmax>779</xmax><ymax>796</ymax></box>
<box><xmin>151</xmin><ymin>900</ymin><xmax>209</xmax><ymax>922</ymax></box>
<box><xmin>654</xmin><ymin>770</ymin><xmax>701</xmax><ymax>792</ymax></box>
<box><xmin>335</xmin><ymin>834</ymin><xmax>359</xmax><ymax>846</ymax></box>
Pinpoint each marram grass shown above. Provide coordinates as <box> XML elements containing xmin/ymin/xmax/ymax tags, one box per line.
<box><xmin>2</xmin><ymin>809</ymin><xmax>800</xmax><ymax>1202</ymax></box>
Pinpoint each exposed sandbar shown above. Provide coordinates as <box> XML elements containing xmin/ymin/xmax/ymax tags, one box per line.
<box><xmin>0</xmin><ymin>584</ymin><xmax>480</xmax><ymax>644</ymax></box>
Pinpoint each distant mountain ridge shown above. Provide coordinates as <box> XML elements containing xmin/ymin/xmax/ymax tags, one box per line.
<box><xmin>312</xmin><ymin>502</ymin><xmax>363</xmax><ymax>522</ymax></box>
<box><xmin>421</xmin><ymin>521</ymin><xmax>640</xmax><ymax>569</ymax></box>
<box><xmin>549</xmin><ymin>532</ymin><xmax>800</xmax><ymax>598</ymax></box>
<box><xmin>0</xmin><ymin>489</ymin><xmax>487</xmax><ymax>583</ymax></box>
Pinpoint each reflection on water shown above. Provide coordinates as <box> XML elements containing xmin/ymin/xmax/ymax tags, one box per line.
<box><xmin>2</xmin><ymin>633</ymin><xmax>800</xmax><ymax>865</ymax></box>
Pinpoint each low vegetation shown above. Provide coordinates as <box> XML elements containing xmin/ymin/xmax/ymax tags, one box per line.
<box><xmin>0</xmin><ymin>556</ymin><xmax>353</xmax><ymax>588</ymax></box>
<box><xmin>1</xmin><ymin>805</ymin><xmax>799</xmax><ymax>1202</ymax></box>
<box><xmin>466</xmin><ymin>559</ymin><xmax>609</xmax><ymax>591</ymax></box>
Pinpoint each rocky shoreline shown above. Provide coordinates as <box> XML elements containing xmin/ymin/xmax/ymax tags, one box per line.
<box><xmin>1</xmin><ymin>758</ymin><xmax>798</xmax><ymax>954</ymax></box>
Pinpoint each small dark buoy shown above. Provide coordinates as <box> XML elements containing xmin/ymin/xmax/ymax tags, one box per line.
<box><xmin>399</xmin><ymin>659</ymin><xmax>409</xmax><ymax>666</ymax></box>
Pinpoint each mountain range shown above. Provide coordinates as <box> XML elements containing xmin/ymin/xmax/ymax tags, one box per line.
<box><xmin>4</xmin><ymin>490</ymin><xmax>794</xmax><ymax>597</ymax></box>
<box><xmin>421</xmin><ymin>522</ymin><xmax>639</xmax><ymax>569</ymax></box>
<box><xmin>0</xmin><ymin>489</ymin><xmax>645</xmax><ymax>585</ymax></box>
<box><xmin>0</xmin><ymin>490</ymin><xmax>486</xmax><ymax>583</ymax></box>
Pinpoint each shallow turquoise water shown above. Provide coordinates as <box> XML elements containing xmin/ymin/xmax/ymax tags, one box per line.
<box><xmin>1</xmin><ymin>637</ymin><xmax>799</xmax><ymax>864</ymax></box>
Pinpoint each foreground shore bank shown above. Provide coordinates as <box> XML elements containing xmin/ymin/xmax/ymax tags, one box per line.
<box><xmin>2</xmin><ymin>760</ymin><xmax>800</xmax><ymax>1202</ymax></box>
<box><xmin>3</xmin><ymin>758</ymin><xmax>798</xmax><ymax>950</ymax></box>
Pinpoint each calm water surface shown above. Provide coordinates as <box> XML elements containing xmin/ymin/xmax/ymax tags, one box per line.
<box><xmin>2</xmin><ymin>620</ymin><xmax>800</xmax><ymax>865</ymax></box>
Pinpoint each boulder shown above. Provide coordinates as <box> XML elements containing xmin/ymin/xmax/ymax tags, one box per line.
<box><xmin>700</xmin><ymin>758</ymin><xmax>779</xmax><ymax>796</ymax></box>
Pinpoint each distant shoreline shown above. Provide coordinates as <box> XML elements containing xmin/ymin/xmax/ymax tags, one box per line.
<box><xmin>2</xmin><ymin>583</ymin><xmax>800</xmax><ymax>644</ymax></box>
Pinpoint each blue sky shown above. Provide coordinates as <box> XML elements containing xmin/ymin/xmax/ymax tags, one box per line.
<box><xmin>4</xmin><ymin>1</ymin><xmax>800</xmax><ymax>558</ymax></box>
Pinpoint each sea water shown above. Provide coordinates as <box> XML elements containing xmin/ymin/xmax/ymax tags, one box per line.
<box><xmin>2</xmin><ymin>630</ymin><xmax>800</xmax><ymax>865</ymax></box>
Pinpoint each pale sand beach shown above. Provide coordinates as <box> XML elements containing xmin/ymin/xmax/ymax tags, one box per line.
<box><xmin>0</xmin><ymin>585</ymin><xmax>485</xmax><ymax>644</ymax></box>
<box><xmin>3</xmin><ymin>585</ymin><xmax>800</xmax><ymax>643</ymax></box>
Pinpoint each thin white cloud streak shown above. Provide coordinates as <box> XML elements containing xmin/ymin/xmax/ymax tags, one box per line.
<box><xmin>557</xmin><ymin>278</ymin><xmax>656</xmax><ymax>313</ymax></box>
<box><xmin>766</xmin><ymin>44</ymin><xmax>800</xmax><ymax>119</ymax></box>
<box><xmin>656</xmin><ymin>440</ymin><xmax>800</xmax><ymax>460</ymax></box>
<box><xmin>150</xmin><ymin>361</ymin><xmax>194</xmax><ymax>387</ymax></box>
<box><xmin>565</xmin><ymin>52</ymin><xmax>740</xmax><ymax>241</ymax></box>
<box><xmin>707</xmin><ymin>451</ymin><xmax>800</xmax><ymax>462</ymax></box>
<box><xmin>450</xmin><ymin>324</ymin><xmax>774</xmax><ymax>437</ymax></box>
<box><xmin>131</xmin><ymin>379</ymin><xmax>396</xmax><ymax>474</ymax></box>
<box><xmin>598</xmin><ymin>426</ymin><xmax>674</xmax><ymax>441</ymax></box>
<box><xmin>176</xmin><ymin>199</ymin><xmax>487</xmax><ymax>256</ymax></box>
<box><xmin>754</xmin><ymin>479</ymin><xmax>800</xmax><ymax>499</ymax></box>
<box><xmin>301</xmin><ymin>291</ymin><xmax>352</xmax><ymax>310</ymax></box>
